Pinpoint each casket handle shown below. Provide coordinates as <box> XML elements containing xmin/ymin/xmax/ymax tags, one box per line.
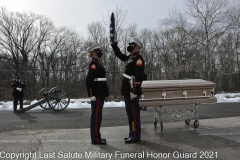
<box><xmin>183</xmin><ymin>90</ymin><xmax>187</xmax><ymax>97</ymax></box>
<box><xmin>211</xmin><ymin>88</ymin><xmax>215</xmax><ymax>96</ymax></box>
<box><xmin>162</xmin><ymin>91</ymin><xmax>166</xmax><ymax>99</ymax></box>
<box><xmin>203</xmin><ymin>89</ymin><xmax>207</xmax><ymax>96</ymax></box>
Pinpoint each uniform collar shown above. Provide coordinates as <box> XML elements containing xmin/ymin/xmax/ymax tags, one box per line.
<box><xmin>129</xmin><ymin>52</ymin><xmax>140</xmax><ymax>58</ymax></box>
<box><xmin>92</xmin><ymin>58</ymin><xmax>100</xmax><ymax>62</ymax></box>
<box><xmin>131</xmin><ymin>52</ymin><xmax>139</xmax><ymax>56</ymax></box>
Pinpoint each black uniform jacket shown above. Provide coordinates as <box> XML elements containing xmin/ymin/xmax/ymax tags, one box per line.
<box><xmin>12</xmin><ymin>78</ymin><xmax>26</xmax><ymax>97</ymax></box>
<box><xmin>111</xmin><ymin>43</ymin><xmax>145</xmax><ymax>96</ymax></box>
<box><xmin>86</xmin><ymin>58</ymin><xmax>109</xmax><ymax>97</ymax></box>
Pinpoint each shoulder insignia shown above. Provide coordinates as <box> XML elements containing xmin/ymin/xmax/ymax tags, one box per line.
<box><xmin>136</xmin><ymin>59</ymin><xmax>142</xmax><ymax>66</ymax></box>
<box><xmin>91</xmin><ymin>64</ymin><xmax>96</xmax><ymax>70</ymax></box>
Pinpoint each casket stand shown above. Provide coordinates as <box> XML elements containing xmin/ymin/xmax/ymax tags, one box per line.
<box><xmin>139</xmin><ymin>79</ymin><xmax>216</xmax><ymax>131</ymax></box>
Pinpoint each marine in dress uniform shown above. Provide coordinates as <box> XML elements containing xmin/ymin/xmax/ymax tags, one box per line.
<box><xmin>86</xmin><ymin>44</ymin><xmax>109</xmax><ymax>145</ymax></box>
<box><xmin>12</xmin><ymin>73</ymin><xmax>26</xmax><ymax>113</ymax></box>
<box><xmin>111</xmin><ymin>37</ymin><xmax>145</xmax><ymax>143</ymax></box>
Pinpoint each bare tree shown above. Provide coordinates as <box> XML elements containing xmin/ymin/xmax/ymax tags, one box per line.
<box><xmin>170</xmin><ymin>0</ymin><xmax>232</xmax><ymax>81</ymax></box>
<box><xmin>0</xmin><ymin>8</ymin><xmax>51</xmax><ymax>72</ymax></box>
<box><xmin>87</xmin><ymin>21</ymin><xmax>107</xmax><ymax>44</ymax></box>
<box><xmin>0</xmin><ymin>8</ymin><xmax>57</xmax><ymax>98</ymax></box>
<box><xmin>38</xmin><ymin>27</ymin><xmax>71</xmax><ymax>88</ymax></box>
<box><xmin>59</xmin><ymin>29</ymin><xmax>86</xmax><ymax>97</ymax></box>
<box><xmin>213</xmin><ymin>1</ymin><xmax>240</xmax><ymax>91</ymax></box>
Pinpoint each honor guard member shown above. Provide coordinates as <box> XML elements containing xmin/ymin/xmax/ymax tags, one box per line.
<box><xmin>111</xmin><ymin>37</ymin><xmax>145</xmax><ymax>143</ymax></box>
<box><xmin>86</xmin><ymin>44</ymin><xmax>109</xmax><ymax>145</ymax></box>
<box><xmin>12</xmin><ymin>73</ymin><xmax>26</xmax><ymax>113</ymax></box>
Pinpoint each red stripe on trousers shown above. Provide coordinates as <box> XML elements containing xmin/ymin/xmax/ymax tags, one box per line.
<box><xmin>132</xmin><ymin>100</ymin><xmax>137</xmax><ymax>140</ymax></box>
<box><xmin>95</xmin><ymin>98</ymin><xmax>99</xmax><ymax>142</ymax></box>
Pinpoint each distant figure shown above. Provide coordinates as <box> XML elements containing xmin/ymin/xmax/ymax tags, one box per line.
<box><xmin>12</xmin><ymin>73</ymin><xmax>26</xmax><ymax>113</ymax></box>
<box><xmin>86</xmin><ymin>44</ymin><xmax>109</xmax><ymax>145</ymax></box>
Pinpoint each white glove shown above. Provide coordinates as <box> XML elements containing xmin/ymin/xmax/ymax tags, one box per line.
<box><xmin>130</xmin><ymin>92</ymin><xmax>137</xmax><ymax>100</ymax></box>
<box><xmin>90</xmin><ymin>96</ymin><xmax>96</xmax><ymax>101</ymax></box>
<box><xmin>16</xmin><ymin>87</ymin><xmax>22</xmax><ymax>92</ymax></box>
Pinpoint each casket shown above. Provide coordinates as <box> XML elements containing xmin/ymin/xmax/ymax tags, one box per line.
<box><xmin>139</xmin><ymin>79</ymin><xmax>216</xmax><ymax>107</ymax></box>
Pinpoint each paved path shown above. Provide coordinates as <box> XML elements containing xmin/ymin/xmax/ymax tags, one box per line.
<box><xmin>0</xmin><ymin>117</ymin><xmax>239</xmax><ymax>160</ymax></box>
<box><xmin>0</xmin><ymin>103</ymin><xmax>239</xmax><ymax>160</ymax></box>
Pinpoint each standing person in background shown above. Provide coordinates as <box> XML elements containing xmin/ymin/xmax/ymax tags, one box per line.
<box><xmin>12</xmin><ymin>73</ymin><xmax>26</xmax><ymax>113</ymax></box>
<box><xmin>86</xmin><ymin>44</ymin><xmax>109</xmax><ymax>145</ymax></box>
<box><xmin>111</xmin><ymin>37</ymin><xmax>145</xmax><ymax>143</ymax></box>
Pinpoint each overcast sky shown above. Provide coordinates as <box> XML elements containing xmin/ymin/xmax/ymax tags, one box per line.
<box><xmin>0</xmin><ymin>0</ymin><xmax>186</xmax><ymax>37</ymax></box>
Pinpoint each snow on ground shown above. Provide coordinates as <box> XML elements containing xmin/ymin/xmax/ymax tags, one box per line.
<box><xmin>0</xmin><ymin>93</ymin><xmax>240</xmax><ymax>111</ymax></box>
<box><xmin>214</xmin><ymin>93</ymin><xmax>240</xmax><ymax>103</ymax></box>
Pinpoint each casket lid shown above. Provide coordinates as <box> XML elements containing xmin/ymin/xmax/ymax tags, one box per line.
<box><xmin>141</xmin><ymin>79</ymin><xmax>215</xmax><ymax>89</ymax></box>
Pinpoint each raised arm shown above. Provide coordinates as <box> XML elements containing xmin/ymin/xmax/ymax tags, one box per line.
<box><xmin>111</xmin><ymin>42</ymin><xmax>129</xmax><ymax>62</ymax></box>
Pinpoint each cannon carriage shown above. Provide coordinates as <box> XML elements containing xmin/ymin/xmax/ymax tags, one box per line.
<box><xmin>17</xmin><ymin>86</ymin><xmax>70</xmax><ymax>113</ymax></box>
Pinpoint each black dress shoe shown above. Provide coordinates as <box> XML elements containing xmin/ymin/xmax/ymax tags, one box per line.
<box><xmin>124</xmin><ymin>138</ymin><xmax>140</xmax><ymax>143</ymax></box>
<box><xmin>101</xmin><ymin>138</ymin><xmax>106</xmax><ymax>142</ymax></box>
<box><xmin>92</xmin><ymin>140</ymin><xmax>106</xmax><ymax>145</ymax></box>
<box><xmin>124</xmin><ymin>137</ymin><xmax>129</xmax><ymax>141</ymax></box>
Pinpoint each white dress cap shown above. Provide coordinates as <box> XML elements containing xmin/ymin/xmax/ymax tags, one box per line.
<box><xmin>87</xmin><ymin>43</ymin><xmax>102</xmax><ymax>53</ymax></box>
<box><xmin>129</xmin><ymin>37</ymin><xmax>143</xmax><ymax>48</ymax></box>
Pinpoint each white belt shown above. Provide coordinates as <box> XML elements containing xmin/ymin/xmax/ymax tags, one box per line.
<box><xmin>122</xmin><ymin>73</ymin><xmax>132</xmax><ymax>79</ymax></box>
<box><xmin>94</xmin><ymin>78</ymin><xmax>107</xmax><ymax>81</ymax></box>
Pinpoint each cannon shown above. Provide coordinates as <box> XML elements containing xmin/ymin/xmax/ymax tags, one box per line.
<box><xmin>17</xmin><ymin>86</ymin><xmax>70</xmax><ymax>113</ymax></box>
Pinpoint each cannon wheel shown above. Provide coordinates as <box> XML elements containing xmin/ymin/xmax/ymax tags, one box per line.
<box><xmin>193</xmin><ymin>120</ymin><xmax>199</xmax><ymax>128</ymax></box>
<box><xmin>185</xmin><ymin>119</ymin><xmax>190</xmax><ymax>125</ymax></box>
<box><xmin>38</xmin><ymin>88</ymin><xmax>51</xmax><ymax>110</ymax></box>
<box><xmin>47</xmin><ymin>86</ymin><xmax>70</xmax><ymax>111</ymax></box>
